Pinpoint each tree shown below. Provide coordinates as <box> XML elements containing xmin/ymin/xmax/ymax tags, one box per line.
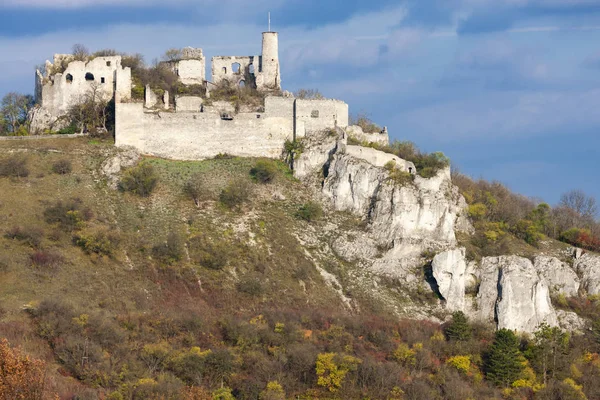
<box><xmin>72</xmin><ymin>43</ymin><xmax>89</xmax><ymax>61</ymax></box>
<box><xmin>68</xmin><ymin>83</ymin><xmax>110</xmax><ymax>134</ymax></box>
<box><xmin>444</xmin><ymin>311</ymin><xmax>472</xmax><ymax>341</ymax></box>
<box><xmin>315</xmin><ymin>352</ymin><xmax>361</xmax><ymax>393</ymax></box>
<box><xmin>560</xmin><ymin>190</ymin><xmax>598</xmax><ymax>221</ymax></box>
<box><xmin>162</xmin><ymin>48</ymin><xmax>183</xmax><ymax>62</ymax></box>
<box><xmin>1</xmin><ymin>92</ymin><xmax>34</xmax><ymax>135</ymax></box>
<box><xmin>529</xmin><ymin>323</ymin><xmax>569</xmax><ymax>385</ymax></box>
<box><xmin>485</xmin><ymin>328</ymin><xmax>526</xmax><ymax>387</ymax></box>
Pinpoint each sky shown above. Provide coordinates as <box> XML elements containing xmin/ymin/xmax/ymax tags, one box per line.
<box><xmin>1</xmin><ymin>0</ymin><xmax>599</xmax><ymax>206</ymax></box>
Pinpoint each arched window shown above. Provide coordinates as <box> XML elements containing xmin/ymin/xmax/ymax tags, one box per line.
<box><xmin>311</xmin><ymin>110</ymin><xmax>319</xmax><ymax>118</ymax></box>
<box><xmin>249</xmin><ymin>64</ymin><xmax>255</xmax><ymax>74</ymax></box>
<box><xmin>232</xmin><ymin>62</ymin><xmax>241</xmax><ymax>74</ymax></box>
<box><xmin>239</xmin><ymin>80</ymin><xmax>246</xmax><ymax>88</ymax></box>
<box><xmin>85</xmin><ymin>72</ymin><xmax>95</xmax><ymax>81</ymax></box>
<box><xmin>66</xmin><ymin>74</ymin><xmax>73</xmax><ymax>84</ymax></box>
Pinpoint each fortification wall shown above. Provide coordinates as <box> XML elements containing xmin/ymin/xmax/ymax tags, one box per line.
<box><xmin>295</xmin><ymin>99</ymin><xmax>349</xmax><ymax>136</ymax></box>
<box><xmin>211</xmin><ymin>56</ymin><xmax>258</xmax><ymax>87</ymax></box>
<box><xmin>115</xmin><ymin>103</ymin><xmax>294</xmax><ymax>160</ymax></box>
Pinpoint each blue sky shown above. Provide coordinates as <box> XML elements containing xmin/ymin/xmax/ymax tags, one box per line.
<box><xmin>1</xmin><ymin>0</ymin><xmax>599</xmax><ymax>206</ymax></box>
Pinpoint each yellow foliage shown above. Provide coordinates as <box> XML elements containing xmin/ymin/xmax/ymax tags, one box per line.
<box><xmin>389</xmin><ymin>386</ymin><xmax>405</xmax><ymax>400</ymax></box>
<box><xmin>259</xmin><ymin>381</ymin><xmax>285</xmax><ymax>400</ymax></box>
<box><xmin>72</xmin><ymin>313</ymin><xmax>89</xmax><ymax>328</ymax></box>
<box><xmin>571</xmin><ymin>363</ymin><xmax>583</xmax><ymax>379</ymax></box>
<box><xmin>316</xmin><ymin>352</ymin><xmax>362</xmax><ymax>393</ymax></box>
<box><xmin>250</xmin><ymin>314</ymin><xmax>266</xmax><ymax>325</ymax></box>
<box><xmin>563</xmin><ymin>378</ymin><xmax>587</xmax><ymax>400</ymax></box>
<box><xmin>430</xmin><ymin>331</ymin><xmax>445</xmax><ymax>342</ymax></box>
<box><xmin>446</xmin><ymin>355</ymin><xmax>471</xmax><ymax>374</ymax></box>
<box><xmin>136</xmin><ymin>378</ymin><xmax>156</xmax><ymax>385</ymax></box>
<box><xmin>392</xmin><ymin>343</ymin><xmax>416</xmax><ymax>367</ymax></box>
<box><xmin>468</xmin><ymin>203</ymin><xmax>488</xmax><ymax>220</ymax></box>
<box><xmin>274</xmin><ymin>322</ymin><xmax>285</xmax><ymax>334</ymax></box>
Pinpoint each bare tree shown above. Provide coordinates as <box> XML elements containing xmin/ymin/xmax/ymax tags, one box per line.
<box><xmin>162</xmin><ymin>48</ymin><xmax>182</xmax><ymax>62</ymax></box>
<box><xmin>560</xmin><ymin>190</ymin><xmax>598</xmax><ymax>220</ymax></box>
<box><xmin>1</xmin><ymin>92</ymin><xmax>34</xmax><ymax>134</ymax></box>
<box><xmin>68</xmin><ymin>83</ymin><xmax>109</xmax><ymax>134</ymax></box>
<box><xmin>72</xmin><ymin>44</ymin><xmax>89</xmax><ymax>61</ymax></box>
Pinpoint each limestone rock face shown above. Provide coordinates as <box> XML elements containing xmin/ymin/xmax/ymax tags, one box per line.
<box><xmin>432</xmin><ymin>248</ymin><xmax>468</xmax><ymax>311</ymax></box>
<box><xmin>496</xmin><ymin>257</ymin><xmax>558</xmax><ymax>332</ymax></box>
<box><xmin>574</xmin><ymin>252</ymin><xmax>600</xmax><ymax>295</ymax></box>
<box><xmin>534</xmin><ymin>256</ymin><xmax>580</xmax><ymax>297</ymax></box>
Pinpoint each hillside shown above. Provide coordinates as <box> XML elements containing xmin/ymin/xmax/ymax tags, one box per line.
<box><xmin>1</xmin><ymin>135</ymin><xmax>600</xmax><ymax>400</ymax></box>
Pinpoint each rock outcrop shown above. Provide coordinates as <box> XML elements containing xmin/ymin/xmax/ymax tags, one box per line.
<box><xmin>432</xmin><ymin>248</ymin><xmax>468</xmax><ymax>311</ymax></box>
<box><xmin>574</xmin><ymin>252</ymin><xmax>600</xmax><ymax>295</ymax></box>
<box><xmin>534</xmin><ymin>256</ymin><xmax>580</xmax><ymax>297</ymax></box>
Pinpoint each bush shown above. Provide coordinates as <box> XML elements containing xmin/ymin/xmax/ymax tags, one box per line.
<box><xmin>74</xmin><ymin>230</ymin><xmax>120</xmax><ymax>256</ymax></box>
<box><xmin>183</xmin><ymin>173</ymin><xmax>209</xmax><ymax>206</ymax></box>
<box><xmin>52</xmin><ymin>159</ymin><xmax>72</xmax><ymax>175</ymax></box>
<box><xmin>30</xmin><ymin>250</ymin><xmax>64</xmax><ymax>269</ymax></box>
<box><xmin>384</xmin><ymin>161</ymin><xmax>414</xmax><ymax>186</ymax></box>
<box><xmin>152</xmin><ymin>232</ymin><xmax>185</xmax><ymax>264</ymax></box>
<box><xmin>219</xmin><ymin>179</ymin><xmax>250</xmax><ymax>208</ymax></box>
<box><xmin>0</xmin><ymin>156</ymin><xmax>29</xmax><ymax>178</ymax></box>
<box><xmin>250</xmin><ymin>160</ymin><xmax>278</xmax><ymax>184</ymax></box>
<box><xmin>236</xmin><ymin>275</ymin><xmax>264</xmax><ymax>296</ymax></box>
<box><xmin>5</xmin><ymin>225</ymin><xmax>43</xmax><ymax>247</ymax></box>
<box><xmin>43</xmin><ymin>199</ymin><xmax>92</xmax><ymax>231</ymax></box>
<box><xmin>350</xmin><ymin>114</ymin><xmax>381</xmax><ymax>133</ymax></box>
<box><xmin>119</xmin><ymin>162</ymin><xmax>158</xmax><ymax>197</ymax></box>
<box><xmin>295</xmin><ymin>202</ymin><xmax>323</xmax><ymax>222</ymax></box>
<box><xmin>189</xmin><ymin>236</ymin><xmax>229</xmax><ymax>270</ymax></box>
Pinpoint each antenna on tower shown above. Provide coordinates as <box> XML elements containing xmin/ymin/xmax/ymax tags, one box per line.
<box><xmin>268</xmin><ymin>12</ymin><xmax>271</xmax><ymax>32</ymax></box>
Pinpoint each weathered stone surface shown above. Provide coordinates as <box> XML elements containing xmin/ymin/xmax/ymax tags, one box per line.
<box><xmin>574</xmin><ymin>252</ymin><xmax>600</xmax><ymax>295</ymax></box>
<box><xmin>101</xmin><ymin>146</ymin><xmax>140</xmax><ymax>189</ymax></box>
<box><xmin>432</xmin><ymin>248</ymin><xmax>467</xmax><ymax>311</ymax></box>
<box><xmin>474</xmin><ymin>256</ymin><xmax>558</xmax><ymax>333</ymax></box>
<box><xmin>346</xmin><ymin>125</ymin><xmax>389</xmax><ymax>146</ymax></box>
<box><xmin>534</xmin><ymin>256</ymin><xmax>580</xmax><ymax>297</ymax></box>
<box><xmin>175</xmin><ymin>96</ymin><xmax>204</xmax><ymax>113</ymax></box>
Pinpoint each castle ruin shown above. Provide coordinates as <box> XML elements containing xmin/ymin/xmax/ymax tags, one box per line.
<box><xmin>31</xmin><ymin>32</ymin><xmax>389</xmax><ymax>161</ymax></box>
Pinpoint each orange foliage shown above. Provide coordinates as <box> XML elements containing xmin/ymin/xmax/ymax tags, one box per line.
<box><xmin>0</xmin><ymin>338</ymin><xmax>57</xmax><ymax>400</ymax></box>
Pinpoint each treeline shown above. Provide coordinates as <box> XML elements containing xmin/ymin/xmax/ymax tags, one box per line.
<box><xmin>453</xmin><ymin>171</ymin><xmax>599</xmax><ymax>253</ymax></box>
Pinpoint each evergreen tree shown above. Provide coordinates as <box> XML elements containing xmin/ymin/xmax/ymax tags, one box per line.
<box><xmin>485</xmin><ymin>328</ymin><xmax>525</xmax><ymax>387</ymax></box>
<box><xmin>445</xmin><ymin>311</ymin><xmax>472</xmax><ymax>341</ymax></box>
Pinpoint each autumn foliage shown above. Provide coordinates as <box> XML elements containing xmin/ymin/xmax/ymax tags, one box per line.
<box><xmin>0</xmin><ymin>338</ymin><xmax>56</xmax><ymax>400</ymax></box>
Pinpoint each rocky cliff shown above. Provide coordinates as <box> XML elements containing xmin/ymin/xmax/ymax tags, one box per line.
<box><xmin>295</xmin><ymin>130</ymin><xmax>595</xmax><ymax>334</ymax></box>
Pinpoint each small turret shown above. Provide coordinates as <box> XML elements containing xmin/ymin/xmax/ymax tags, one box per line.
<box><xmin>259</xmin><ymin>32</ymin><xmax>281</xmax><ymax>90</ymax></box>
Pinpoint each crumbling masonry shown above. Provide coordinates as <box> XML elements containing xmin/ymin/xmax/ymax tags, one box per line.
<box><xmin>31</xmin><ymin>32</ymin><xmax>389</xmax><ymax>161</ymax></box>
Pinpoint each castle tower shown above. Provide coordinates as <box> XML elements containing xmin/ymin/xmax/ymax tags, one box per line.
<box><xmin>260</xmin><ymin>32</ymin><xmax>281</xmax><ymax>90</ymax></box>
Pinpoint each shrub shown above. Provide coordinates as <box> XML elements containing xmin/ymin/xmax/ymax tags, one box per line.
<box><xmin>74</xmin><ymin>230</ymin><xmax>120</xmax><ymax>256</ymax></box>
<box><xmin>52</xmin><ymin>159</ymin><xmax>72</xmax><ymax>175</ymax></box>
<box><xmin>189</xmin><ymin>236</ymin><xmax>229</xmax><ymax>270</ymax></box>
<box><xmin>0</xmin><ymin>338</ymin><xmax>56</xmax><ymax>399</ymax></box>
<box><xmin>350</xmin><ymin>113</ymin><xmax>381</xmax><ymax>133</ymax></box>
<box><xmin>511</xmin><ymin>219</ymin><xmax>544</xmax><ymax>247</ymax></box>
<box><xmin>236</xmin><ymin>275</ymin><xmax>264</xmax><ymax>296</ymax></box>
<box><xmin>5</xmin><ymin>225</ymin><xmax>43</xmax><ymax>247</ymax></box>
<box><xmin>57</xmin><ymin>124</ymin><xmax>78</xmax><ymax>135</ymax></box>
<box><xmin>295</xmin><ymin>202</ymin><xmax>323</xmax><ymax>222</ymax></box>
<box><xmin>43</xmin><ymin>199</ymin><xmax>92</xmax><ymax>231</ymax></box>
<box><xmin>219</xmin><ymin>179</ymin><xmax>250</xmax><ymax>208</ymax></box>
<box><xmin>119</xmin><ymin>162</ymin><xmax>158</xmax><ymax>197</ymax></box>
<box><xmin>152</xmin><ymin>232</ymin><xmax>185</xmax><ymax>264</ymax></box>
<box><xmin>384</xmin><ymin>161</ymin><xmax>414</xmax><ymax>186</ymax></box>
<box><xmin>250</xmin><ymin>160</ymin><xmax>278</xmax><ymax>184</ymax></box>
<box><xmin>183</xmin><ymin>173</ymin><xmax>209</xmax><ymax>206</ymax></box>
<box><xmin>446</xmin><ymin>355</ymin><xmax>472</xmax><ymax>374</ymax></box>
<box><xmin>0</xmin><ymin>156</ymin><xmax>29</xmax><ymax>178</ymax></box>
<box><xmin>30</xmin><ymin>250</ymin><xmax>64</xmax><ymax>269</ymax></box>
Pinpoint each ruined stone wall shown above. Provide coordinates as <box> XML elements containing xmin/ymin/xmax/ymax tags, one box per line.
<box><xmin>211</xmin><ymin>56</ymin><xmax>258</xmax><ymax>87</ymax></box>
<box><xmin>115</xmin><ymin>102</ymin><xmax>294</xmax><ymax>160</ymax></box>
<box><xmin>32</xmin><ymin>56</ymin><xmax>129</xmax><ymax>133</ymax></box>
<box><xmin>295</xmin><ymin>99</ymin><xmax>349</xmax><ymax>136</ymax></box>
